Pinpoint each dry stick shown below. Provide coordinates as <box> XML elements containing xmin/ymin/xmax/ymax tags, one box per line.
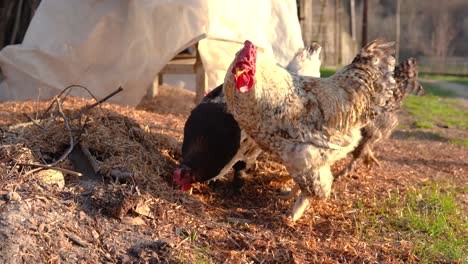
<box><xmin>22</xmin><ymin>113</ymin><xmax>45</xmax><ymax>130</ymax></box>
<box><xmin>74</xmin><ymin>116</ymin><xmax>90</xmax><ymax>144</ymax></box>
<box><xmin>72</xmin><ymin>86</ymin><xmax>124</xmax><ymax>119</ymax></box>
<box><xmin>40</xmin><ymin>84</ymin><xmax>101</xmax><ymax>119</ymax></box>
<box><xmin>47</xmin><ymin>98</ymin><xmax>75</xmax><ymax>167</ymax></box>
<box><xmin>21</xmin><ymin>167</ymin><xmax>46</xmax><ymax>178</ymax></box>
<box><xmin>64</xmin><ymin>233</ymin><xmax>91</xmax><ymax>248</ymax></box>
<box><xmin>21</xmin><ymin>86</ymin><xmax>124</xmax><ymax>173</ymax></box>
<box><xmin>17</xmin><ymin>163</ymin><xmax>82</xmax><ymax>177</ymax></box>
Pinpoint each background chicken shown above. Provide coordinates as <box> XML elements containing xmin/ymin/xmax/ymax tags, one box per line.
<box><xmin>223</xmin><ymin>39</ymin><xmax>397</xmax><ymax>221</ymax></box>
<box><xmin>173</xmin><ymin>44</ymin><xmax>322</xmax><ymax>194</ymax></box>
<box><xmin>335</xmin><ymin>58</ymin><xmax>425</xmax><ymax>179</ymax></box>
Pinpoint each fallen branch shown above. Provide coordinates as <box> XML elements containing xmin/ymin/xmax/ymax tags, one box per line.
<box><xmin>18</xmin><ymin>163</ymin><xmax>82</xmax><ymax>177</ymax></box>
<box><xmin>40</xmin><ymin>84</ymin><xmax>101</xmax><ymax>119</ymax></box>
<box><xmin>72</xmin><ymin>86</ymin><xmax>124</xmax><ymax>119</ymax></box>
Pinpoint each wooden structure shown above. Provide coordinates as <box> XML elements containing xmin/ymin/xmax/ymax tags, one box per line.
<box><xmin>298</xmin><ymin>0</ymin><xmax>313</xmax><ymax>46</ymax></box>
<box><xmin>147</xmin><ymin>43</ymin><xmax>207</xmax><ymax>104</ymax></box>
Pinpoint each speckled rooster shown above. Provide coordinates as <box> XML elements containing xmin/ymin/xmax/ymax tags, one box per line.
<box><xmin>223</xmin><ymin>39</ymin><xmax>397</xmax><ymax>221</ymax></box>
<box><xmin>335</xmin><ymin>58</ymin><xmax>425</xmax><ymax>178</ymax></box>
<box><xmin>173</xmin><ymin>44</ymin><xmax>322</xmax><ymax>194</ymax></box>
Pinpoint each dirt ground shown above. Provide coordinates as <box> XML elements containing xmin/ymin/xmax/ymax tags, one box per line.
<box><xmin>0</xmin><ymin>85</ymin><xmax>466</xmax><ymax>263</ymax></box>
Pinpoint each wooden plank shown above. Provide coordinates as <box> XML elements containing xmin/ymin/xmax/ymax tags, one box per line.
<box><xmin>159</xmin><ymin>58</ymin><xmax>197</xmax><ymax>74</ymax></box>
<box><xmin>151</xmin><ymin>42</ymin><xmax>207</xmax><ymax>102</ymax></box>
<box><xmin>194</xmin><ymin>44</ymin><xmax>207</xmax><ymax>104</ymax></box>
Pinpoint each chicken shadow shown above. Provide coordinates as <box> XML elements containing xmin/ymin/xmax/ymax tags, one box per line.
<box><xmin>391</xmin><ymin>130</ymin><xmax>449</xmax><ymax>142</ymax></box>
<box><xmin>378</xmin><ymin>156</ymin><xmax>468</xmax><ymax>169</ymax></box>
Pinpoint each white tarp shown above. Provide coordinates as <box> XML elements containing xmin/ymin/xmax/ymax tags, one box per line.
<box><xmin>0</xmin><ymin>0</ymin><xmax>304</xmax><ymax>106</ymax></box>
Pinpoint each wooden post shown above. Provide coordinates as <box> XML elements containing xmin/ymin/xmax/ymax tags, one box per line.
<box><xmin>145</xmin><ymin>75</ymin><xmax>160</xmax><ymax>99</ymax></box>
<box><xmin>299</xmin><ymin>0</ymin><xmax>313</xmax><ymax>45</ymax></box>
<box><xmin>194</xmin><ymin>43</ymin><xmax>207</xmax><ymax>104</ymax></box>
<box><xmin>338</xmin><ymin>0</ymin><xmax>342</xmax><ymax>64</ymax></box>
<box><xmin>334</xmin><ymin>0</ymin><xmax>339</xmax><ymax>65</ymax></box>
<box><xmin>350</xmin><ymin>0</ymin><xmax>356</xmax><ymax>40</ymax></box>
<box><xmin>361</xmin><ymin>0</ymin><xmax>368</xmax><ymax>47</ymax></box>
<box><xmin>395</xmin><ymin>0</ymin><xmax>401</xmax><ymax>63</ymax></box>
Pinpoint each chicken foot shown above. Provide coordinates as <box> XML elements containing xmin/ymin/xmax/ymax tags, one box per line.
<box><xmin>209</xmin><ymin>161</ymin><xmax>247</xmax><ymax>197</ymax></box>
<box><xmin>290</xmin><ymin>165</ymin><xmax>333</xmax><ymax>221</ymax></box>
<box><xmin>278</xmin><ymin>182</ymin><xmax>300</xmax><ymax>200</ymax></box>
<box><xmin>362</xmin><ymin>148</ymin><xmax>381</xmax><ymax>168</ymax></box>
<box><xmin>334</xmin><ymin>130</ymin><xmax>371</xmax><ymax>180</ymax></box>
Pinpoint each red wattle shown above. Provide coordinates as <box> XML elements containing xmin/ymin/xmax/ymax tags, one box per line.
<box><xmin>181</xmin><ymin>184</ymin><xmax>192</xmax><ymax>192</ymax></box>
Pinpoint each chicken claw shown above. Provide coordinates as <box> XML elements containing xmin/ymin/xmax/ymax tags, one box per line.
<box><xmin>290</xmin><ymin>193</ymin><xmax>311</xmax><ymax>222</ymax></box>
<box><xmin>363</xmin><ymin>149</ymin><xmax>381</xmax><ymax>168</ymax></box>
<box><xmin>278</xmin><ymin>182</ymin><xmax>300</xmax><ymax>200</ymax></box>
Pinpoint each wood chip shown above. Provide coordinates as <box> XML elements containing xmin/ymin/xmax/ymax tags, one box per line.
<box><xmin>65</xmin><ymin>233</ymin><xmax>91</xmax><ymax>248</ymax></box>
<box><xmin>121</xmin><ymin>216</ymin><xmax>146</xmax><ymax>226</ymax></box>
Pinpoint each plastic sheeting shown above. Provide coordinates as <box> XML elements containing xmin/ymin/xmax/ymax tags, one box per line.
<box><xmin>0</xmin><ymin>0</ymin><xmax>304</xmax><ymax>106</ymax></box>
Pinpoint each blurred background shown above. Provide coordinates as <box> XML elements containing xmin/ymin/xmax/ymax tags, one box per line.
<box><xmin>2</xmin><ymin>0</ymin><xmax>467</xmax><ymax>75</ymax></box>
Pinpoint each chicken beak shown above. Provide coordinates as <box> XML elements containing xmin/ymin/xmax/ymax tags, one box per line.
<box><xmin>234</xmin><ymin>69</ymin><xmax>245</xmax><ymax>79</ymax></box>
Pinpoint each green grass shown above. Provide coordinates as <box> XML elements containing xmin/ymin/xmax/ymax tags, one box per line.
<box><xmin>419</xmin><ymin>81</ymin><xmax>458</xmax><ymax>98</ymax></box>
<box><xmin>320</xmin><ymin>67</ymin><xmax>336</xmax><ymax>78</ymax></box>
<box><xmin>450</xmin><ymin>138</ymin><xmax>468</xmax><ymax>147</ymax></box>
<box><xmin>420</xmin><ymin>73</ymin><xmax>468</xmax><ymax>86</ymax></box>
<box><xmin>353</xmin><ymin>182</ymin><xmax>467</xmax><ymax>263</ymax></box>
<box><xmin>403</xmin><ymin>93</ymin><xmax>468</xmax><ymax>130</ymax></box>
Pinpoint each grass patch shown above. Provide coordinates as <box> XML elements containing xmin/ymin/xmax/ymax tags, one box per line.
<box><xmin>419</xmin><ymin>81</ymin><xmax>458</xmax><ymax>98</ymax></box>
<box><xmin>320</xmin><ymin>68</ymin><xmax>336</xmax><ymax>78</ymax></box>
<box><xmin>420</xmin><ymin>73</ymin><xmax>468</xmax><ymax>86</ymax></box>
<box><xmin>403</xmin><ymin>93</ymin><xmax>468</xmax><ymax>129</ymax></box>
<box><xmin>449</xmin><ymin>138</ymin><xmax>468</xmax><ymax>147</ymax></box>
<box><xmin>413</xmin><ymin>120</ymin><xmax>434</xmax><ymax>129</ymax></box>
<box><xmin>353</xmin><ymin>182</ymin><xmax>467</xmax><ymax>263</ymax></box>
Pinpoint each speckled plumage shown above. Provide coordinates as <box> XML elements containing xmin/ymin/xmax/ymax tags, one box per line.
<box><xmin>336</xmin><ymin>58</ymin><xmax>425</xmax><ymax>178</ymax></box>
<box><xmin>200</xmin><ymin>44</ymin><xmax>323</xmax><ymax>182</ymax></box>
<box><xmin>224</xmin><ymin>39</ymin><xmax>397</xmax><ymax>221</ymax></box>
<box><xmin>175</xmin><ymin>44</ymin><xmax>323</xmax><ymax>192</ymax></box>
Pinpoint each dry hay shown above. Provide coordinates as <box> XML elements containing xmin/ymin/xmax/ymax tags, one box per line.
<box><xmin>0</xmin><ymin>86</ymin><xmax>466</xmax><ymax>263</ymax></box>
<box><xmin>137</xmin><ymin>85</ymin><xmax>196</xmax><ymax>117</ymax></box>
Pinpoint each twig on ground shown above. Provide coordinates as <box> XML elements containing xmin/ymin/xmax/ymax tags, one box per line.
<box><xmin>79</xmin><ymin>143</ymin><xmax>100</xmax><ymax>173</ymax></box>
<box><xmin>18</xmin><ymin>163</ymin><xmax>82</xmax><ymax>177</ymax></box>
<box><xmin>47</xmin><ymin>98</ymin><xmax>74</xmax><ymax>166</ymax></box>
<box><xmin>22</xmin><ymin>113</ymin><xmax>44</xmax><ymax>130</ymax></box>
<box><xmin>65</xmin><ymin>233</ymin><xmax>91</xmax><ymax>248</ymax></box>
<box><xmin>21</xmin><ymin>167</ymin><xmax>46</xmax><ymax>178</ymax></box>
<box><xmin>40</xmin><ymin>84</ymin><xmax>101</xmax><ymax>119</ymax></box>
<box><xmin>72</xmin><ymin>86</ymin><xmax>123</xmax><ymax>119</ymax></box>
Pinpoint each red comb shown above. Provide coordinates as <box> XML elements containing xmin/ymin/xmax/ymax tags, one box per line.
<box><xmin>232</xmin><ymin>40</ymin><xmax>257</xmax><ymax>92</ymax></box>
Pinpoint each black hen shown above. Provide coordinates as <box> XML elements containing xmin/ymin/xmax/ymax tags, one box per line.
<box><xmin>173</xmin><ymin>98</ymin><xmax>241</xmax><ymax>192</ymax></box>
